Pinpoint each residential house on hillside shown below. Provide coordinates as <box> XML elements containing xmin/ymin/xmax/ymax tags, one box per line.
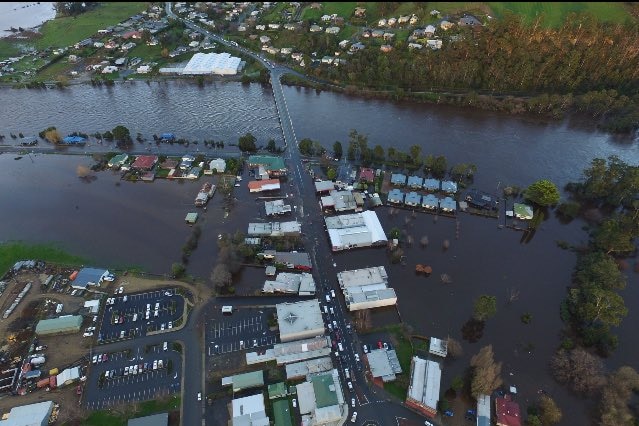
<box><xmin>380</xmin><ymin>45</ymin><xmax>393</xmax><ymax>53</ymax></box>
<box><xmin>326</xmin><ymin>27</ymin><xmax>340</xmax><ymax>34</ymax></box>
<box><xmin>459</xmin><ymin>14</ymin><xmax>482</xmax><ymax>26</ymax></box>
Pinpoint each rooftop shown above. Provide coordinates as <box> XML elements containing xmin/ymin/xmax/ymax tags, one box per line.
<box><xmin>391</xmin><ymin>173</ymin><xmax>407</xmax><ymax>185</ymax></box>
<box><xmin>423</xmin><ymin>178</ymin><xmax>440</xmax><ymax>190</ymax></box>
<box><xmin>407</xmin><ymin>357</ymin><xmax>441</xmax><ymax>412</ymax></box>
<box><xmin>337</xmin><ymin>266</ymin><xmax>388</xmax><ymax>289</ymax></box>
<box><xmin>0</xmin><ymin>400</ymin><xmax>53</xmax><ymax>426</ymax></box>
<box><xmin>131</xmin><ymin>155</ymin><xmax>158</xmax><ymax>170</ymax></box>
<box><xmin>285</xmin><ymin>357</ymin><xmax>333</xmax><ymax>380</ymax></box>
<box><xmin>495</xmin><ymin>395</ymin><xmax>521</xmax><ymax>426</ymax></box>
<box><xmin>276</xmin><ymin>300</ymin><xmax>324</xmax><ymax>341</ymax></box>
<box><xmin>367</xmin><ymin>348</ymin><xmax>402</xmax><ymax>381</ymax></box>
<box><xmin>429</xmin><ymin>337</ymin><xmax>448</xmax><ymax>358</ymax></box>
<box><xmin>231</xmin><ymin>393</ymin><xmax>269</xmax><ymax>425</ymax></box>
<box><xmin>248</xmin><ymin>155</ymin><xmax>286</xmax><ymax>171</ymax></box>
<box><xmin>265</xmin><ymin>199</ymin><xmax>291</xmax><ymax>216</ymax></box>
<box><xmin>314</xmin><ymin>180</ymin><xmax>335</xmax><ymax>193</ymax></box>
<box><xmin>127</xmin><ymin>413</ymin><xmax>169</xmax><ymax>426</ymax></box>
<box><xmin>182</xmin><ymin>52</ymin><xmax>241</xmax><ymax>75</ymax></box>
<box><xmin>35</xmin><ymin>315</ymin><xmax>83</xmax><ymax>335</ymax></box>
<box><xmin>311</xmin><ymin>372</ymin><xmax>339</xmax><ymax>408</ymax></box>
<box><xmin>222</xmin><ymin>370</ymin><xmax>264</xmax><ymax>391</ymax></box>
<box><xmin>272</xmin><ymin>399</ymin><xmax>293</xmax><ymax>426</ymax></box>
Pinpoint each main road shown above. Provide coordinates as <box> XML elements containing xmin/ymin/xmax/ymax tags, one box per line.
<box><xmin>166</xmin><ymin>3</ymin><xmax>429</xmax><ymax>425</ymax></box>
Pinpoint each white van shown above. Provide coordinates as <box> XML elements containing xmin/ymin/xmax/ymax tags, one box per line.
<box><xmin>221</xmin><ymin>306</ymin><xmax>233</xmax><ymax>315</ymax></box>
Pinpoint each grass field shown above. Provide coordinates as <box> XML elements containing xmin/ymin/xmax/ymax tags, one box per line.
<box><xmin>0</xmin><ymin>242</ymin><xmax>86</xmax><ymax>276</ymax></box>
<box><xmin>487</xmin><ymin>2</ymin><xmax>633</xmax><ymax>27</ymax></box>
<box><xmin>35</xmin><ymin>2</ymin><xmax>149</xmax><ymax>49</ymax></box>
<box><xmin>302</xmin><ymin>3</ymin><xmax>380</xmax><ymax>22</ymax></box>
<box><xmin>81</xmin><ymin>396</ymin><xmax>180</xmax><ymax>425</ymax></box>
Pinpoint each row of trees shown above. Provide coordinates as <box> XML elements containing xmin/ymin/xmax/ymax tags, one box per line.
<box><xmin>210</xmin><ymin>232</ymin><xmax>256</xmax><ymax>294</ymax></box>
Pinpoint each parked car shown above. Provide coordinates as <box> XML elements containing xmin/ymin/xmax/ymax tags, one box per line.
<box><xmin>354</xmin><ymin>353</ymin><xmax>360</xmax><ymax>362</ymax></box>
<box><xmin>168</xmin><ymin>321</ymin><xmax>173</xmax><ymax>329</ymax></box>
<box><xmin>330</xmin><ymin>289</ymin><xmax>336</xmax><ymax>298</ymax></box>
<box><xmin>351</xmin><ymin>398</ymin><xmax>356</xmax><ymax>407</ymax></box>
<box><xmin>83</xmin><ymin>332</ymin><xmax>93</xmax><ymax>337</ymax></box>
<box><xmin>102</xmin><ymin>353</ymin><xmax>108</xmax><ymax>362</ymax></box>
<box><xmin>163</xmin><ymin>342</ymin><xmax>168</xmax><ymax>351</ymax></box>
<box><xmin>350</xmin><ymin>412</ymin><xmax>357</xmax><ymax>423</ymax></box>
<box><xmin>377</xmin><ymin>341</ymin><xmax>383</xmax><ymax>349</ymax></box>
<box><xmin>292</xmin><ymin>399</ymin><xmax>297</xmax><ymax>408</ymax></box>
<box><xmin>153</xmin><ymin>360</ymin><xmax>158</xmax><ymax>370</ymax></box>
<box><xmin>347</xmin><ymin>381</ymin><xmax>353</xmax><ymax>390</ymax></box>
<box><xmin>197</xmin><ymin>392</ymin><xmax>202</xmax><ymax>401</ymax></box>
<box><xmin>117</xmin><ymin>286</ymin><xmax>124</xmax><ymax>294</ymax></box>
<box><xmin>363</xmin><ymin>345</ymin><xmax>369</xmax><ymax>353</ymax></box>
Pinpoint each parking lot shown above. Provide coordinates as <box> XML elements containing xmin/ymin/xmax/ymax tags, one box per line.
<box><xmin>206</xmin><ymin>308</ymin><xmax>279</xmax><ymax>356</ymax></box>
<box><xmin>84</xmin><ymin>342</ymin><xmax>182</xmax><ymax>410</ymax></box>
<box><xmin>98</xmin><ymin>288</ymin><xmax>184</xmax><ymax>343</ymax></box>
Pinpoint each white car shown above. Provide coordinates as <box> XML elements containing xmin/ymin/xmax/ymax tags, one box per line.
<box><xmin>163</xmin><ymin>342</ymin><xmax>168</xmax><ymax>351</ymax></box>
<box><xmin>168</xmin><ymin>321</ymin><xmax>173</xmax><ymax>329</ymax></box>
<box><xmin>424</xmin><ymin>421</ymin><xmax>434</xmax><ymax>426</ymax></box>
<box><xmin>330</xmin><ymin>289</ymin><xmax>336</xmax><ymax>298</ymax></box>
<box><xmin>92</xmin><ymin>355</ymin><xmax>98</xmax><ymax>364</ymax></box>
<box><xmin>104</xmin><ymin>274</ymin><xmax>115</xmax><ymax>282</ymax></box>
<box><xmin>344</xmin><ymin>368</ymin><xmax>350</xmax><ymax>379</ymax></box>
<box><xmin>329</xmin><ymin>307</ymin><xmax>334</xmax><ymax>315</ymax></box>
<box><xmin>338</xmin><ymin>342</ymin><xmax>344</xmax><ymax>352</ymax></box>
<box><xmin>292</xmin><ymin>399</ymin><xmax>297</xmax><ymax>408</ymax></box>
<box><xmin>83</xmin><ymin>332</ymin><xmax>93</xmax><ymax>337</ymax></box>
<box><xmin>153</xmin><ymin>360</ymin><xmax>158</xmax><ymax>370</ymax></box>
<box><xmin>117</xmin><ymin>286</ymin><xmax>124</xmax><ymax>294</ymax></box>
<box><xmin>363</xmin><ymin>345</ymin><xmax>369</xmax><ymax>353</ymax></box>
<box><xmin>354</xmin><ymin>353</ymin><xmax>360</xmax><ymax>362</ymax></box>
<box><xmin>350</xmin><ymin>412</ymin><xmax>357</xmax><ymax>423</ymax></box>
<box><xmin>161</xmin><ymin>323</ymin><xmax>165</xmax><ymax>331</ymax></box>
<box><xmin>347</xmin><ymin>381</ymin><xmax>353</xmax><ymax>391</ymax></box>
<box><xmin>198</xmin><ymin>392</ymin><xmax>202</xmax><ymax>401</ymax></box>
<box><xmin>351</xmin><ymin>398</ymin><xmax>356</xmax><ymax>407</ymax></box>
<box><xmin>86</xmin><ymin>326</ymin><xmax>95</xmax><ymax>332</ymax></box>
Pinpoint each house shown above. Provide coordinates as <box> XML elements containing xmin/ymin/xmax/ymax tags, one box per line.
<box><xmin>187</xmin><ymin>167</ymin><xmax>202</xmax><ymax>179</ymax></box>
<box><xmin>208</xmin><ymin>158</ymin><xmax>226</xmax><ymax>173</ymax></box>
<box><xmin>256</xmin><ymin>24</ymin><xmax>266</xmax><ymax>30</ymax></box>
<box><xmin>321</xmin><ymin>56</ymin><xmax>334</xmax><ymax>64</ymax></box>
<box><xmin>350</xmin><ymin>42</ymin><xmax>365</xmax><ymax>52</ymax></box>
<box><xmin>441</xmin><ymin>180</ymin><xmax>457</xmax><ymax>193</ymax></box>
<box><xmin>68</xmin><ymin>55</ymin><xmax>78</xmax><ymax>63</ymax></box>
<box><xmin>291</xmin><ymin>52</ymin><xmax>303</xmax><ymax>61</ymax></box>
<box><xmin>237</xmin><ymin>24</ymin><xmax>247</xmax><ymax>32</ymax></box>
<box><xmin>185</xmin><ymin>212</ymin><xmax>198</xmax><ymax>224</ymax></box>
<box><xmin>93</xmin><ymin>41</ymin><xmax>104</xmax><ymax>48</ymax></box>
<box><xmin>391</xmin><ymin>173</ymin><xmax>407</xmax><ymax>186</ymax></box>
<box><xmin>359</xmin><ymin>167</ymin><xmax>375</xmax><ymax>183</ymax></box>
<box><xmin>338</xmin><ymin>39</ymin><xmax>350</xmax><ymax>49</ymax></box>
<box><xmin>398</xmin><ymin>16</ymin><xmax>410</xmax><ymax>25</ymax></box>
<box><xmin>325</xmin><ymin>26</ymin><xmax>340</xmax><ymax>34</ymax></box>
<box><xmin>137</xmin><ymin>65</ymin><xmax>151</xmax><ymax>74</ymax></box>
<box><xmin>423</xmin><ymin>178</ymin><xmax>440</xmax><ymax>191</ymax></box>
<box><xmin>513</xmin><ymin>203</ymin><xmax>533</xmax><ymax>220</ymax></box>
<box><xmin>440</xmin><ymin>20</ymin><xmax>454</xmax><ymax>30</ymax></box>
<box><xmin>495</xmin><ymin>395</ymin><xmax>521</xmax><ymax>426</ymax></box>
<box><xmin>268</xmin><ymin>23</ymin><xmax>280</xmax><ymax>30</ymax></box>
<box><xmin>408</xmin><ymin>43</ymin><xmax>423</xmax><ymax>50</ymax></box>
<box><xmin>405</xmin><ymin>192</ymin><xmax>421</xmax><ymax>207</ymax></box>
<box><xmin>189</xmin><ymin>40</ymin><xmax>200</xmax><ymax>48</ymax></box>
<box><xmin>280</xmin><ymin>47</ymin><xmax>292</xmax><ymax>55</ymax></box>
<box><xmin>383</xmin><ymin>32</ymin><xmax>395</xmax><ymax>41</ymax></box>
<box><xmin>410</xmin><ymin>15</ymin><xmax>419</xmax><ymax>25</ymax></box>
<box><xmin>309</xmin><ymin>25</ymin><xmax>322</xmax><ymax>32</ymax></box>
<box><xmin>387</xmin><ymin>17</ymin><xmax>397</xmax><ymax>26</ymax></box>
<box><xmin>439</xmin><ymin>197</ymin><xmax>457</xmax><ymax>212</ymax></box>
<box><xmin>121</xmin><ymin>42</ymin><xmax>137</xmax><ymax>51</ymax></box>
<box><xmin>259</xmin><ymin>35</ymin><xmax>271</xmax><ymax>44</ymax></box>
<box><xmin>459</xmin><ymin>14</ymin><xmax>482</xmax><ymax>27</ymax></box>
<box><xmin>465</xmin><ymin>189</ymin><xmax>498</xmax><ymax>210</ymax></box>
<box><xmin>122</xmin><ymin>30</ymin><xmax>142</xmax><ymax>40</ymax></box>
<box><xmin>102</xmin><ymin>65</ymin><xmax>119</xmax><ymax>73</ymax></box>
<box><xmin>283</xmin><ymin>23</ymin><xmax>298</xmax><ymax>30</ymax></box>
<box><xmin>108</xmin><ymin>153</ymin><xmax>129</xmax><ymax>168</ymax></box>
<box><xmin>371</xmin><ymin>29</ymin><xmax>384</xmax><ymax>38</ymax></box>
<box><xmin>378</xmin><ymin>19</ymin><xmax>387</xmax><ymax>27</ymax></box>
<box><xmin>180</xmin><ymin>154</ymin><xmax>195</xmax><ymax>170</ymax></box>
<box><xmin>131</xmin><ymin>155</ymin><xmax>158</xmax><ymax>170</ymax></box>
<box><xmin>421</xmin><ymin>194</ymin><xmax>438</xmax><ymax>210</ymax></box>
<box><xmin>387</xmin><ymin>189</ymin><xmax>405</xmax><ymax>205</ymax></box>
<box><xmin>321</xmin><ymin>14</ymin><xmax>331</xmax><ymax>22</ymax></box>
<box><xmin>425</xmin><ymin>24</ymin><xmax>437</xmax><ymax>36</ymax></box>
<box><xmin>407</xmin><ymin>176</ymin><xmax>424</xmax><ymax>189</ymax></box>
<box><xmin>427</xmin><ymin>39</ymin><xmax>443</xmax><ymax>50</ymax></box>
<box><xmin>354</xmin><ymin>7</ymin><xmax>366</xmax><ymax>17</ymax></box>
<box><xmin>266</xmin><ymin>47</ymin><xmax>280</xmax><ymax>55</ymax></box>
<box><xmin>362</xmin><ymin>29</ymin><xmax>371</xmax><ymax>38</ymax></box>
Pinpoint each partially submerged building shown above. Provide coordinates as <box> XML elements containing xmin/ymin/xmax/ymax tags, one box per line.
<box><xmin>320</xmin><ymin>190</ymin><xmax>357</xmax><ymax>212</ymax></box>
<box><xmin>477</xmin><ymin>394</ymin><xmax>491</xmax><ymax>426</ymax></box>
<box><xmin>248</xmin><ymin>221</ymin><xmax>301</xmax><ymax>237</ymax></box>
<box><xmin>387</xmin><ymin>189</ymin><xmax>405</xmax><ymax>205</ymax></box>
<box><xmin>70</xmin><ymin>267</ymin><xmax>111</xmax><ymax>290</ymax></box>
<box><xmin>248</xmin><ymin>155</ymin><xmax>287</xmax><ymax>178</ymax></box>
<box><xmin>265</xmin><ymin>199</ymin><xmax>292</xmax><ymax>216</ymax></box>
<box><xmin>390</xmin><ymin>173</ymin><xmax>407</xmax><ymax>186</ymax></box>
<box><xmin>495</xmin><ymin>395</ymin><xmax>521</xmax><ymax>426</ymax></box>
<box><xmin>325</xmin><ymin>211</ymin><xmax>387</xmax><ymax>251</ymax></box>
<box><xmin>405</xmin><ymin>356</ymin><xmax>442</xmax><ymax>419</ymax></box>
<box><xmin>248</xmin><ymin>179</ymin><xmax>281</xmax><ymax>193</ymax></box>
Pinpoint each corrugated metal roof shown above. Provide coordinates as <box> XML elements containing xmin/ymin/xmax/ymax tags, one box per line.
<box><xmin>35</xmin><ymin>315</ymin><xmax>82</xmax><ymax>335</ymax></box>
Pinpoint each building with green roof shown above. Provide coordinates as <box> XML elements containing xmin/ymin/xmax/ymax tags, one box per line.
<box><xmin>221</xmin><ymin>370</ymin><xmax>264</xmax><ymax>392</ymax></box>
<box><xmin>248</xmin><ymin>155</ymin><xmax>287</xmax><ymax>177</ymax></box>
<box><xmin>268</xmin><ymin>382</ymin><xmax>288</xmax><ymax>400</ymax></box>
<box><xmin>272</xmin><ymin>399</ymin><xmax>293</xmax><ymax>426</ymax></box>
<box><xmin>108</xmin><ymin>153</ymin><xmax>129</xmax><ymax>168</ymax></box>
<box><xmin>35</xmin><ymin>315</ymin><xmax>83</xmax><ymax>335</ymax></box>
<box><xmin>311</xmin><ymin>373</ymin><xmax>338</xmax><ymax>408</ymax></box>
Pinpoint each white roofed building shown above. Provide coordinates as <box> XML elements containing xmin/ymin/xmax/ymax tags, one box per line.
<box><xmin>231</xmin><ymin>393</ymin><xmax>270</xmax><ymax>426</ymax></box>
<box><xmin>0</xmin><ymin>401</ymin><xmax>54</xmax><ymax>426</ymax></box>
<box><xmin>276</xmin><ymin>299</ymin><xmax>324</xmax><ymax>342</ymax></box>
<box><xmin>324</xmin><ymin>211</ymin><xmax>387</xmax><ymax>251</ymax></box>
<box><xmin>406</xmin><ymin>356</ymin><xmax>442</xmax><ymax>419</ymax></box>
<box><xmin>336</xmin><ymin>266</ymin><xmax>396</xmax><ymax>311</ymax></box>
<box><xmin>181</xmin><ymin>52</ymin><xmax>241</xmax><ymax>75</ymax></box>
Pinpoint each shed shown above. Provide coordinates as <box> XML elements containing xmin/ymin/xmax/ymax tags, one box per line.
<box><xmin>268</xmin><ymin>382</ymin><xmax>288</xmax><ymax>399</ymax></box>
<box><xmin>36</xmin><ymin>315</ymin><xmax>83</xmax><ymax>335</ymax></box>
<box><xmin>513</xmin><ymin>203</ymin><xmax>533</xmax><ymax>220</ymax></box>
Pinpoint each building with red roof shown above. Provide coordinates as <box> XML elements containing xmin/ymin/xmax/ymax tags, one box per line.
<box><xmin>359</xmin><ymin>167</ymin><xmax>375</xmax><ymax>183</ymax></box>
<box><xmin>248</xmin><ymin>179</ymin><xmax>280</xmax><ymax>193</ymax></box>
<box><xmin>122</xmin><ymin>31</ymin><xmax>142</xmax><ymax>40</ymax></box>
<box><xmin>495</xmin><ymin>395</ymin><xmax>521</xmax><ymax>426</ymax></box>
<box><xmin>131</xmin><ymin>155</ymin><xmax>158</xmax><ymax>170</ymax></box>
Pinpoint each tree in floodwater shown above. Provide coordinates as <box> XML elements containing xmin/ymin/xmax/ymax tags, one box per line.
<box><xmin>470</xmin><ymin>345</ymin><xmax>503</xmax><ymax>397</ymax></box>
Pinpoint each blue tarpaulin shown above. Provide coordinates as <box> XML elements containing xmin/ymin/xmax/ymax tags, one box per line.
<box><xmin>160</xmin><ymin>133</ymin><xmax>175</xmax><ymax>140</ymax></box>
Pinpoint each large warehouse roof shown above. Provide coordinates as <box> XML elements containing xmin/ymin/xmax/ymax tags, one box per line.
<box><xmin>325</xmin><ymin>211</ymin><xmax>387</xmax><ymax>251</ymax></box>
<box><xmin>407</xmin><ymin>357</ymin><xmax>441</xmax><ymax>413</ymax></box>
<box><xmin>276</xmin><ymin>300</ymin><xmax>324</xmax><ymax>342</ymax></box>
<box><xmin>182</xmin><ymin>52</ymin><xmax>241</xmax><ymax>75</ymax></box>
<box><xmin>0</xmin><ymin>401</ymin><xmax>53</xmax><ymax>426</ymax></box>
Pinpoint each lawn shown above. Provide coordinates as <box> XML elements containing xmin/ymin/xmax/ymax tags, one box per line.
<box><xmin>81</xmin><ymin>396</ymin><xmax>180</xmax><ymax>425</ymax></box>
<box><xmin>0</xmin><ymin>242</ymin><xmax>86</xmax><ymax>276</ymax></box>
<box><xmin>0</xmin><ymin>39</ymin><xmax>20</xmax><ymax>58</ymax></box>
<box><xmin>128</xmin><ymin>43</ymin><xmax>163</xmax><ymax>62</ymax></box>
<box><xmin>35</xmin><ymin>58</ymin><xmax>74</xmax><ymax>81</ymax></box>
<box><xmin>35</xmin><ymin>2</ymin><xmax>149</xmax><ymax>49</ymax></box>
<box><xmin>486</xmin><ymin>2</ymin><xmax>633</xmax><ymax>27</ymax></box>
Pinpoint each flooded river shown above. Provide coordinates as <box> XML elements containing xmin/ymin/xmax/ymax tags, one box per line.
<box><xmin>1</xmin><ymin>82</ymin><xmax>638</xmax><ymax>424</ymax></box>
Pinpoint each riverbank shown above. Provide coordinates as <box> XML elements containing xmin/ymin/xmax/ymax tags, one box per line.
<box><xmin>0</xmin><ymin>242</ymin><xmax>87</xmax><ymax>276</ymax></box>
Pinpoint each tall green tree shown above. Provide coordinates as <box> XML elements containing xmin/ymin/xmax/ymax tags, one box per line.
<box><xmin>525</xmin><ymin>179</ymin><xmax>560</xmax><ymax>206</ymax></box>
<box><xmin>333</xmin><ymin>141</ymin><xmax>343</xmax><ymax>159</ymax></box>
<box><xmin>593</xmin><ymin>217</ymin><xmax>635</xmax><ymax>254</ymax></box>
<box><xmin>238</xmin><ymin>133</ymin><xmax>257</xmax><ymax>152</ymax></box>
<box><xmin>112</xmin><ymin>125</ymin><xmax>131</xmax><ymax>143</ymax></box>
<box><xmin>473</xmin><ymin>295</ymin><xmax>497</xmax><ymax>321</ymax></box>
<box><xmin>409</xmin><ymin>144</ymin><xmax>422</xmax><ymax>164</ymax></box>
<box><xmin>298</xmin><ymin>138</ymin><xmax>315</xmax><ymax>156</ymax></box>
<box><xmin>373</xmin><ymin>145</ymin><xmax>385</xmax><ymax>162</ymax></box>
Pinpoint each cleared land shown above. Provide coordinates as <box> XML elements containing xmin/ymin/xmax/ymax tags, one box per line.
<box><xmin>487</xmin><ymin>2</ymin><xmax>633</xmax><ymax>27</ymax></box>
<box><xmin>34</xmin><ymin>3</ymin><xmax>149</xmax><ymax>50</ymax></box>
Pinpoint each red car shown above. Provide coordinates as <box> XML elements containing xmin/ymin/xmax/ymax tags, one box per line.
<box><xmin>377</xmin><ymin>341</ymin><xmax>383</xmax><ymax>349</ymax></box>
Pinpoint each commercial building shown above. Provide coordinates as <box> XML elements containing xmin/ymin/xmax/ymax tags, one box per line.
<box><xmin>406</xmin><ymin>356</ymin><xmax>442</xmax><ymax>419</ymax></box>
<box><xmin>263</xmin><ymin>272</ymin><xmax>315</xmax><ymax>296</ymax></box>
<box><xmin>70</xmin><ymin>267</ymin><xmax>111</xmax><ymax>290</ymax></box>
<box><xmin>128</xmin><ymin>413</ymin><xmax>169</xmax><ymax>426</ymax></box>
<box><xmin>324</xmin><ymin>211</ymin><xmax>387</xmax><ymax>251</ymax></box>
<box><xmin>296</xmin><ymin>370</ymin><xmax>346</xmax><ymax>426</ymax></box>
<box><xmin>248</xmin><ymin>221</ymin><xmax>301</xmax><ymax>237</ymax></box>
<box><xmin>265</xmin><ymin>199</ymin><xmax>291</xmax><ymax>216</ymax></box>
<box><xmin>272</xmin><ymin>336</ymin><xmax>332</xmax><ymax>365</ymax></box>
<box><xmin>337</xmin><ymin>266</ymin><xmax>397</xmax><ymax>311</ymax></box>
<box><xmin>272</xmin><ymin>399</ymin><xmax>293</xmax><ymax>426</ymax></box>
<box><xmin>35</xmin><ymin>315</ymin><xmax>83</xmax><ymax>336</ymax></box>
<box><xmin>248</xmin><ymin>155</ymin><xmax>287</xmax><ymax>177</ymax></box>
<box><xmin>285</xmin><ymin>357</ymin><xmax>333</xmax><ymax>380</ymax></box>
<box><xmin>222</xmin><ymin>370</ymin><xmax>264</xmax><ymax>393</ymax></box>
<box><xmin>276</xmin><ymin>300</ymin><xmax>324</xmax><ymax>342</ymax></box>
<box><xmin>248</xmin><ymin>179</ymin><xmax>281</xmax><ymax>193</ymax></box>
<box><xmin>181</xmin><ymin>52</ymin><xmax>241</xmax><ymax>75</ymax></box>
<box><xmin>231</xmin><ymin>393</ymin><xmax>270</xmax><ymax>426</ymax></box>
<box><xmin>477</xmin><ymin>394</ymin><xmax>491</xmax><ymax>426</ymax></box>
<box><xmin>320</xmin><ymin>190</ymin><xmax>357</xmax><ymax>212</ymax></box>
<box><xmin>0</xmin><ymin>401</ymin><xmax>54</xmax><ymax>426</ymax></box>
<box><xmin>314</xmin><ymin>180</ymin><xmax>335</xmax><ymax>194</ymax></box>
<box><xmin>495</xmin><ymin>395</ymin><xmax>521</xmax><ymax>426</ymax></box>
<box><xmin>367</xmin><ymin>348</ymin><xmax>403</xmax><ymax>382</ymax></box>
<box><xmin>273</xmin><ymin>251</ymin><xmax>312</xmax><ymax>271</ymax></box>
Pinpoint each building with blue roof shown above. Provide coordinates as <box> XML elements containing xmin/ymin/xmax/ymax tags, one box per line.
<box><xmin>71</xmin><ymin>267</ymin><xmax>111</xmax><ymax>290</ymax></box>
<box><xmin>423</xmin><ymin>178</ymin><xmax>440</xmax><ymax>192</ymax></box>
<box><xmin>421</xmin><ymin>194</ymin><xmax>438</xmax><ymax>210</ymax></box>
<box><xmin>439</xmin><ymin>197</ymin><xmax>456</xmax><ymax>212</ymax></box>
<box><xmin>160</xmin><ymin>133</ymin><xmax>175</xmax><ymax>141</ymax></box>
<box><xmin>387</xmin><ymin>189</ymin><xmax>405</xmax><ymax>205</ymax></box>
<box><xmin>441</xmin><ymin>180</ymin><xmax>458</xmax><ymax>194</ymax></box>
<box><xmin>405</xmin><ymin>191</ymin><xmax>422</xmax><ymax>206</ymax></box>
<box><xmin>390</xmin><ymin>173</ymin><xmax>407</xmax><ymax>186</ymax></box>
<box><xmin>407</xmin><ymin>176</ymin><xmax>424</xmax><ymax>189</ymax></box>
